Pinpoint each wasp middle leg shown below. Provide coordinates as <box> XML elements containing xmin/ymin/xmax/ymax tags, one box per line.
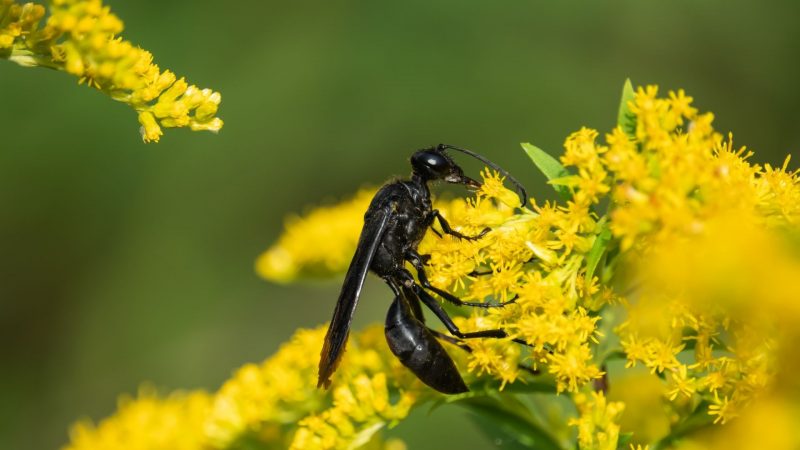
<box><xmin>405</xmin><ymin>250</ymin><xmax>516</xmax><ymax>308</ymax></box>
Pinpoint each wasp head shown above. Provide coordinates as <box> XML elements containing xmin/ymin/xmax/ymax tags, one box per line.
<box><xmin>410</xmin><ymin>145</ymin><xmax>481</xmax><ymax>189</ymax></box>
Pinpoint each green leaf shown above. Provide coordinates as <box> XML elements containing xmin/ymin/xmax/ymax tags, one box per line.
<box><xmin>521</xmin><ymin>393</ymin><xmax>578</xmax><ymax>449</ymax></box>
<box><xmin>617</xmin><ymin>432</ymin><xmax>634</xmax><ymax>449</ymax></box>
<box><xmin>653</xmin><ymin>401</ymin><xmax>714</xmax><ymax>450</ymax></box>
<box><xmin>469</xmin><ymin>418</ymin><xmax>535</xmax><ymax>450</ymax></box>
<box><xmin>521</xmin><ymin>142</ymin><xmax>572</xmax><ymax>200</ymax></box>
<box><xmin>457</xmin><ymin>395</ymin><xmax>564</xmax><ymax>450</ymax></box>
<box><xmin>585</xmin><ymin>218</ymin><xmax>612</xmax><ymax>286</ymax></box>
<box><xmin>617</xmin><ymin>78</ymin><xmax>636</xmax><ymax>137</ymax></box>
<box><xmin>547</xmin><ymin>175</ymin><xmax>581</xmax><ymax>187</ymax></box>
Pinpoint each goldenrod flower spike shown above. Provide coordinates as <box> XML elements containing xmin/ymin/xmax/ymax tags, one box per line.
<box><xmin>569</xmin><ymin>391</ymin><xmax>625</xmax><ymax>450</ymax></box>
<box><xmin>66</xmin><ymin>84</ymin><xmax>800</xmax><ymax>449</ymax></box>
<box><xmin>1</xmin><ymin>0</ymin><xmax>223</xmax><ymax>142</ymax></box>
<box><xmin>64</xmin><ymin>326</ymin><xmax>417</xmax><ymax>450</ymax></box>
<box><xmin>257</xmin><ymin>189</ymin><xmax>378</xmax><ymax>282</ymax></box>
<box><xmin>64</xmin><ymin>386</ymin><xmax>212</xmax><ymax>450</ymax></box>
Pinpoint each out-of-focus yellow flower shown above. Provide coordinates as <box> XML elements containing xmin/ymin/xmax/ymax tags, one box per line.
<box><xmin>257</xmin><ymin>189</ymin><xmax>377</xmax><ymax>282</ymax></box>
<box><xmin>609</xmin><ymin>371</ymin><xmax>670</xmax><ymax>446</ymax></box>
<box><xmin>63</xmin><ymin>326</ymin><xmax>413</xmax><ymax>450</ymax></box>
<box><xmin>63</xmin><ymin>386</ymin><xmax>212</xmax><ymax>450</ymax></box>
<box><xmin>0</xmin><ymin>1</ymin><xmax>45</xmax><ymax>49</ymax></box>
<box><xmin>1</xmin><ymin>0</ymin><xmax>223</xmax><ymax>142</ymax></box>
<box><xmin>206</xmin><ymin>325</ymin><xmax>421</xmax><ymax>450</ymax></box>
<box><xmin>676</xmin><ymin>397</ymin><xmax>800</xmax><ymax>450</ymax></box>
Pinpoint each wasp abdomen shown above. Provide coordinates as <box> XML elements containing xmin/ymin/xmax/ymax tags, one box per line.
<box><xmin>384</xmin><ymin>294</ymin><xmax>469</xmax><ymax>394</ymax></box>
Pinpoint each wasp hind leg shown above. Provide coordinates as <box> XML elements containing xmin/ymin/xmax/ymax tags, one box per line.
<box><xmin>425</xmin><ymin>328</ymin><xmax>541</xmax><ymax>376</ymax></box>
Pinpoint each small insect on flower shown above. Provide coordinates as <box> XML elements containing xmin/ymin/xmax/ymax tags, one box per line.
<box><xmin>318</xmin><ymin>144</ymin><xmax>528</xmax><ymax>394</ymax></box>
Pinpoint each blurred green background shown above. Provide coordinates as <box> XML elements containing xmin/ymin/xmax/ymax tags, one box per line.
<box><xmin>1</xmin><ymin>0</ymin><xmax>798</xmax><ymax>449</ymax></box>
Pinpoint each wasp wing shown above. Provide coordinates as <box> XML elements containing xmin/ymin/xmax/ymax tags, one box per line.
<box><xmin>318</xmin><ymin>206</ymin><xmax>391</xmax><ymax>388</ymax></box>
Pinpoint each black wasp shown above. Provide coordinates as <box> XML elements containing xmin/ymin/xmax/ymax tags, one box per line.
<box><xmin>318</xmin><ymin>144</ymin><xmax>527</xmax><ymax>394</ymax></box>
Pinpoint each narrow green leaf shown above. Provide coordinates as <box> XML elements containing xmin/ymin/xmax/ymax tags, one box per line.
<box><xmin>617</xmin><ymin>78</ymin><xmax>636</xmax><ymax>137</ymax></box>
<box><xmin>461</xmin><ymin>376</ymin><xmax>559</xmax><ymax>396</ymax></box>
<box><xmin>547</xmin><ymin>175</ymin><xmax>581</xmax><ymax>187</ymax></box>
<box><xmin>521</xmin><ymin>142</ymin><xmax>572</xmax><ymax>199</ymax></box>
<box><xmin>457</xmin><ymin>395</ymin><xmax>564</xmax><ymax>450</ymax></box>
<box><xmin>495</xmin><ymin>379</ymin><xmax>559</xmax><ymax>395</ymax></box>
<box><xmin>585</xmin><ymin>219</ymin><xmax>612</xmax><ymax>285</ymax></box>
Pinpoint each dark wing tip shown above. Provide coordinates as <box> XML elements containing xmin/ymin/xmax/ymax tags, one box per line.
<box><xmin>317</xmin><ymin>332</ymin><xmax>346</xmax><ymax>390</ymax></box>
<box><xmin>317</xmin><ymin>375</ymin><xmax>331</xmax><ymax>389</ymax></box>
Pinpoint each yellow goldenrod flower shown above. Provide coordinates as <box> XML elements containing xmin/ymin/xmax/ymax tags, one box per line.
<box><xmin>256</xmin><ymin>188</ymin><xmax>377</xmax><ymax>282</ymax></box>
<box><xmin>665</xmin><ymin>365</ymin><xmax>700</xmax><ymax>401</ymax></box>
<box><xmin>63</xmin><ymin>386</ymin><xmax>212</xmax><ymax>450</ymax></box>
<box><xmin>707</xmin><ymin>394</ymin><xmax>737</xmax><ymax>425</ymax></box>
<box><xmin>547</xmin><ymin>343</ymin><xmax>603</xmax><ymax>393</ymax></box>
<box><xmin>65</xmin><ymin>83</ymin><xmax>800</xmax><ymax>449</ymax></box>
<box><xmin>1</xmin><ymin>0</ymin><xmax>223</xmax><ymax>142</ymax></box>
<box><xmin>64</xmin><ymin>326</ymin><xmax>413</xmax><ymax>450</ymax></box>
<box><xmin>569</xmin><ymin>391</ymin><xmax>625</xmax><ymax>450</ymax></box>
<box><xmin>478</xmin><ymin>168</ymin><xmax>523</xmax><ymax>208</ymax></box>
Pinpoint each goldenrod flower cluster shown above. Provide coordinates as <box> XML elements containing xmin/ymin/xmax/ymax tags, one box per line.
<box><xmin>257</xmin><ymin>189</ymin><xmax>377</xmax><ymax>282</ymax></box>
<box><xmin>1</xmin><ymin>0</ymin><xmax>222</xmax><ymax>142</ymax></box>
<box><xmin>66</xmin><ymin>84</ymin><xmax>800</xmax><ymax>449</ymax></box>
<box><xmin>209</xmin><ymin>326</ymin><xmax>420</xmax><ymax>450</ymax></box>
<box><xmin>416</xmin><ymin>170</ymin><xmax>607</xmax><ymax>394</ymax></box>
<box><xmin>65</xmin><ymin>386</ymin><xmax>212</xmax><ymax>450</ymax></box>
<box><xmin>569</xmin><ymin>391</ymin><xmax>625</xmax><ymax>450</ymax></box>
<box><xmin>64</xmin><ymin>326</ymin><xmax>416</xmax><ymax>450</ymax></box>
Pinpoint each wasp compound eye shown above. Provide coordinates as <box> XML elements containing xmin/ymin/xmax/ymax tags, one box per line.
<box><xmin>410</xmin><ymin>150</ymin><xmax>455</xmax><ymax>180</ymax></box>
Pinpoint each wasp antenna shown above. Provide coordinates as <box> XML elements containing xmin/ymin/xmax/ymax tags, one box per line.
<box><xmin>440</xmin><ymin>144</ymin><xmax>528</xmax><ymax>207</ymax></box>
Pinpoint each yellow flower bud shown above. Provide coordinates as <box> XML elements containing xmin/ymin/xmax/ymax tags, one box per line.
<box><xmin>137</xmin><ymin>111</ymin><xmax>162</xmax><ymax>143</ymax></box>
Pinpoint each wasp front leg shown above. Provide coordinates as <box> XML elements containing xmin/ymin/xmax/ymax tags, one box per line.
<box><xmin>432</xmin><ymin>210</ymin><xmax>490</xmax><ymax>241</ymax></box>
